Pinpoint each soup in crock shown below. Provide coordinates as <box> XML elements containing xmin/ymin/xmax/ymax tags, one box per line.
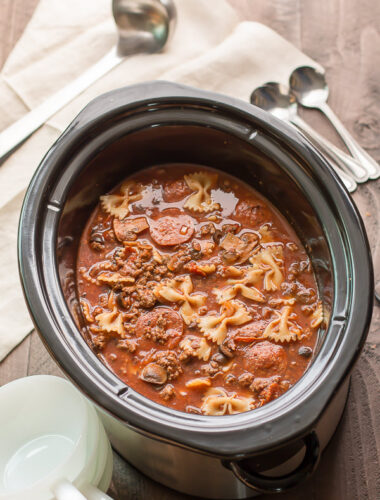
<box><xmin>76</xmin><ymin>165</ymin><xmax>323</xmax><ymax>415</ymax></box>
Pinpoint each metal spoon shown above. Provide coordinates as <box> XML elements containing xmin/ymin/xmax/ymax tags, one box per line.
<box><xmin>290</xmin><ymin>66</ymin><xmax>380</xmax><ymax>180</ymax></box>
<box><xmin>251</xmin><ymin>82</ymin><xmax>368</xmax><ymax>183</ymax></box>
<box><xmin>250</xmin><ymin>83</ymin><xmax>358</xmax><ymax>192</ymax></box>
<box><xmin>0</xmin><ymin>0</ymin><xmax>176</xmax><ymax>163</ymax></box>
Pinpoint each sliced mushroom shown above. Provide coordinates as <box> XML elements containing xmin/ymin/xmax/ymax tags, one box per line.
<box><xmin>220</xmin><ymin>232</ymin><xmax>259</xmax><ymax>265</ymax></box>
<box><xmin>89</xmin><ymin>232</ymin><xmax>105</xmax><ymax>251</ymax></box>
<box><xmin>89</xmin><ymin>232</ymin><xmax>104</xmax><ymax>245</ymax></box>
<box><xmin>298</xmin><ymin>346</ymin><xmax>313</xmax><ymax>358</ymax></box>
<box><xmin>113</xmin><ymin>217</ymin><xmax>149</xmax><ymax>242</ymax></box>
<box><xmin>219</xmin><ymin>342</ymin><xmax>235</xmax><ymax>359</ymax></box>
<box><xmin>211</xmin><ymin>352</ymin><xmax>228</xmax><ymax>364</ymax></box>
<box><xmin>220</xmin><ymin>232</ymin><xmax>240</xmax><ymax>254</ymax></box>
<box><xmin>140</xmin><ymin>363</ymin><xmax>167</xmax><ymax>385</ymax></box>
<box><xmin>212</xmin><ymin>231</ymin><xmax>223</xmax><ymax>245</ymax></box>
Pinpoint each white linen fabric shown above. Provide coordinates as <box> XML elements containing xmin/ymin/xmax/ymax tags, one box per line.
<box><xmin>0</xmin><ymin>0</ymin><xmax>322</xmax><ymax>361</ymax></box>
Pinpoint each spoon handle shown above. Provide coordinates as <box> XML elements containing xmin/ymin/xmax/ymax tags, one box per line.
<box><xmin>0</xmin><ymin>48</ymin><xmax>122</xmax><ymax>164</ymax></box>
<box><xmin>325</xmin><ymin>163</ymin><xmax>357</xmax><ymax>192</ymax></box>
<box><xmin>292</xmin><ymin>115</ymin><xmax>369</xmax><ymax>183</ymax></box>
<box><xmin>318</xmin><ymin>102</ymin><xmax>380</xmax><ymax>180</ymax></box>
<box><xmin>288</xmin><ymin>118</ymin><xmax>357</xmax><ymax>192</ymax></box>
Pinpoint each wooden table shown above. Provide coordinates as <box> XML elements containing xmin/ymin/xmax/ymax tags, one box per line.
<box><xmin>1</xmin><ymin>1</ymin><xmax>379</xmax><ymax>498</ymax></box>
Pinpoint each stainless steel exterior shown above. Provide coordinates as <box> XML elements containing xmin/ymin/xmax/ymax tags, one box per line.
<box><xmin>99</xmin><ymin>380</ymin><xmax>349</xmax><ymax>499</ymax></box>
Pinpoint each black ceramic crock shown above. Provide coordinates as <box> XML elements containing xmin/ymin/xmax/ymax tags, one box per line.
<box><xmin>18</xmin><ymin>82</ymin><xmax>373</xmax><ymax>498</ymax></box>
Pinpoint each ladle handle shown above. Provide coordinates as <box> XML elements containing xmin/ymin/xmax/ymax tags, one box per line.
<box><xmin>319</xmin><ymin>102</ymin><xmax>380</xmax><ymax>180</ymax></box>
<box><xmin>0</xmin><ymin>48</ymin><xmax>121</xmax><ymax>164</ymax></box>
<box><xmin>53</xmin><ymin>480</ymin><xmax>114</xmax><ymax>500</ymax></box>
<box><xmin>292</xmin><ymin>115</ymin><xmax>368</xmax><ymax>183</ymax></box>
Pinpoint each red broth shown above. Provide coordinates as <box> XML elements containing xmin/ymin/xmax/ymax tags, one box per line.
<box><xmin>76</xmin><ymin>165</ymin><xmax>322</xmax><ymax>415</ymax></box>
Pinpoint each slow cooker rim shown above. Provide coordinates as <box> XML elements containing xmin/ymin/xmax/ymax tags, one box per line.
<box><xmin>18</xmin><ymin>81</ymin><xmax>373</xmax><ymax>458</ymax></box>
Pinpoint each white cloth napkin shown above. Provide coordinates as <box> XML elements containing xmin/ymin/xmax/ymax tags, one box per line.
<box><xmin>0</xmin><ymin>0</ymin><xmax>322</xmax><ymax>361</ymax></box>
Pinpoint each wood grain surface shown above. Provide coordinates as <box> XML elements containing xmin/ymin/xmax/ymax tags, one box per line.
<box><xmin>0</xmin><ymin>1</ymin><xmax>379</xmax><ymax>499</ymax></box>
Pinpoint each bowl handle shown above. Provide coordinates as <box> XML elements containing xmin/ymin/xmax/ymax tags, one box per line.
<box><xmin>53</xmin><ymin>479</ymin><xmax>114</xmax><ymax>500</ymax></box>
<box><xmin>228</xmin><ymin>431</ymin><xmax>320</xmax><ymax>494</ymax></box>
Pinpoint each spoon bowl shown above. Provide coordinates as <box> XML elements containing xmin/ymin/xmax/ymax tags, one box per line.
<box><xmin>113</xmin><ymin>0</ymin><xmax>176</xmax><ymax>55</ymax></box>
<box><xmin>289</xmin><ymin>66</ymin><xmax>329</xmax><ymax>108</ymax></box>
<box><xmin>250</xmin><ymin>82</ymin><xmax>298</xmax><ymax>121</ymax></box>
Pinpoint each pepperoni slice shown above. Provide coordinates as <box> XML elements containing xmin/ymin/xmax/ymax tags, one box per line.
<box><xmin>113</xmin><ymin>217</ymin><xmax>148</xmax><ymax>241</ymax></box>
<box><xmin>135</xmin><ymin>308</ymin><xmax>183</xmax><ymax>343</ymax></box>
<box><xmin>150</xmin><ymin>214</ymin><xmax>194</xmax><ymax>246</ymax></box>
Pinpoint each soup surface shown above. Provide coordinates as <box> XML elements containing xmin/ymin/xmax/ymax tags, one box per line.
<box><xmin>76</xmin><ymin>165</ymin><xmax>323</xmax><ymax>415</ymax></box>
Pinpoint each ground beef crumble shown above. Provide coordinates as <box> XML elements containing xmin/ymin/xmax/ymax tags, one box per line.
<box><xmin>199</xmin><ymin>222</ymin><xmax>215</xmax><ymax>237</ymax></box>
<box><xmin>200</xmin><ymin>360</ymin><xmax>220</xmax><ymax>377</ymax></box>
<box><xmin>92</xmin><ymin>334</ymin><xmax>106</xmax><ymax>350</ymax></box>
<box><xmin>250</xmin><ymin>375</ymin><xmax>281</xmax><ymax>394</ymax></box>
<box><xmin>151</xmin><ymin>350</ymin><xmax>183</xmax><ymax>380</ymax></box>
<box><xmin>238</xmin><ymin>372</ymin><xmax>254</xmax><ymax>387</ymax></box>
<box><xmin>140</xmin><ymin>311</ymin><xmax>181</xmax><ymax>344</ymax></box>
<box><xmin>117</xmin><ymin>338</ymin><xmax>138</xmax><ymax>353</ymax></box>
<box><xmin>178</xmin><ymin>336</ymin><xmax>203</xmax><ymax>361</ymax></box>
<box><xmin>159</xmin><ymin>384</ymin><xmax>176</xmax><ymax>400</ymax></box>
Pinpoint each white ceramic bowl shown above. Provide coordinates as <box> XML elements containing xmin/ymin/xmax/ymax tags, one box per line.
<box><xmin>0</xmin><ymin>376</ymin><xmax>113</xmax><ymax>500</ymax></box>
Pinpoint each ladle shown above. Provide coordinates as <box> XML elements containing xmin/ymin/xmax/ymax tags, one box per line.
<box><xmin>0</xmin><ymin>0</ymin><xmax>176</xmax><ymax>163</ymax></box>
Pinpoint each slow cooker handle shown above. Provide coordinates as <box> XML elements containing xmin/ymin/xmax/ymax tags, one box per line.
<box><xmin>228</xmin><ymin>431</ymin><xmax>320</xmax><ymax>494</ymax></box>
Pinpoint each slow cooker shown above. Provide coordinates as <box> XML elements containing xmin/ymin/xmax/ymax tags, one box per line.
<box><xmin>18</xmin><ymin>82</ymin><xmax>373</xmax><ymax>498</ymax></box>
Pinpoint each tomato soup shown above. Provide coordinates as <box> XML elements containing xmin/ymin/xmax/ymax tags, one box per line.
<box><xmin>76</xmin><ymin>165</ymin><xmax>323</xmax><ymax>415</ymax></box>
